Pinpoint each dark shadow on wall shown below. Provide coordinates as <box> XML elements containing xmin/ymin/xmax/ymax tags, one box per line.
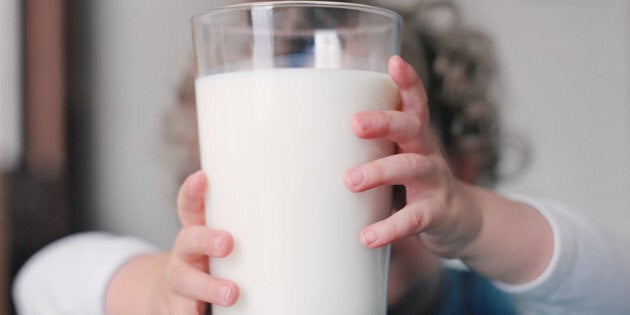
<box><xmin>6</xmin><ymin>1</ymin><xmax>96</xmax><ymax>313</ymax></box>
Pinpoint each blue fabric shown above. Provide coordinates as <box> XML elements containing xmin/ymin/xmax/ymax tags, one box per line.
<box><xmin>388</xmin><ymin>268</ymin><xmax>516</xmax><ymax>315</ymax></box>
<box><xmin>434</xmin><ymin>269</ymin><xmax>516</xmax><ymax>315</ymax></box>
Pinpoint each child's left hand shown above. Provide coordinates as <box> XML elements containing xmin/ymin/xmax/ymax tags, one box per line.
<box><xmin>344</xmin><ymin>56</ymin><xmax>482</xmax><ymax>258</ymax></box>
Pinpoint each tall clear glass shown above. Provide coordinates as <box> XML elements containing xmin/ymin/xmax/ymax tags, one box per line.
<box><xmin>192</xmin><ymin>2</ymin><xmax>401</xmax><ymax>314</ymax></box>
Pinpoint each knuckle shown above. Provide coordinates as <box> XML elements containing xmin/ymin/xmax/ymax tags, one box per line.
<box><xmin>195</xmin><ymin>229</ymin><xmax>217</xmax><ymax>256</ymax></box>
<box><xmin>405</xmin><ymin>154</ymin><xmax>429</xmax><ymax>176</ymax></box>
<box><xmin>375</xmin><ymin>220</ymin><xmax>396</xmax><ymax>245</ymax></box>
<box><xmin>169</xmin><ymin>265</ymin><xmax>189</xmax><ymax>295</ymax></box>
<box><xmin>404</xmin><ymin>208</ymin><xmax>425</xmax><ymax>233</ymax></box>
<box><xmin>194</xmin><ymin>229</ymin><xmax>211</xmax><ymax>249</ymax></box>
<box><xmin>176</xmin><ymin>227</ymin><xmax>196</xmax><ymax>247</ymax></box>
<box><xmin>368</xmin><ymin>161</ymin><xmax>386</xmax><ymax>184</ymax></box>
<box><xmin>381</xmin><ymin>111</ymin><xmax>396</xmax><ymax>133</ymax></box>
<box><xmin>176</xmin><ymin>226</ymin><xmax>208</xmax><ymax>255</ymax></box>
<box><xmin>174</xmin><ymin>229</ymin><xmax>190</xmax><ymax>250</ymax></box>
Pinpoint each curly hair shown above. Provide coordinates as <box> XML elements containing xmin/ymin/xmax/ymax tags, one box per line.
<box><xmin>398</xmin><ymin>1</ymin><xmax>502</xmax><ymax>186</ymax></box>
<box><xmin>166</xmin><ymin>0</ymin><xmax>505</xmax><ymax>186</ymax></box>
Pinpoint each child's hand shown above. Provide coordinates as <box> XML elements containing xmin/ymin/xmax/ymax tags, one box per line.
<box><xmin>158</xmin><ymin>171</ymin><xmax>239</xmax><ymax>313</ymax></box>
<box><xmin>106</xmin><ymin>171</ymin><xmax>239</xmax><ymax>315</ymax></box>
<box><xmin>344</xmin><ymin>55</ymin><xmax>482</xmax><ymax>258</ymax></box>
<box><xmin>345</xmin><ymin>56</ymin><xmax>553</xmax><ymax>285</ymax></box>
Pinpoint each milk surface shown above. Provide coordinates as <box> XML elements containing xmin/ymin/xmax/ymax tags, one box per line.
<box><xmin>195</xmin><ymin>68</ymin><xmax>399</xmax><ymax>315</ymax></box>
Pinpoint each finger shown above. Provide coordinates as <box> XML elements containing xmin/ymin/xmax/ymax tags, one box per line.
<box><xmin>177</xmin><ymin>171</ymin><xmax>208</xmax><ymax>227</ymax></box>
<box><xmin>174</xmin><ymin>226</ymin><xmax>233</xmax><ymax>262</ymax></box>
<box><xmin>359</xmin><ymin>201</ymin><xmax>430</xmax><ymax>248</ymax></box>
<box><xmin>170</xmin><ymin>264</ymin><xmax>239</xmax><ymax>307</ymax></box>
<box><xmin>351</xmin><ymin>110</ymin><xmax>431</xmax><ymax>153</ymax></box>
<box><xmin>388</xmin><ymin>56</ymin><xmax>429</xmax><ymax>124</ymax></box>
<box><xmin>344</xmin><ymin>153</ymin><xmax>435</xmax><ymax>192</ymax></box>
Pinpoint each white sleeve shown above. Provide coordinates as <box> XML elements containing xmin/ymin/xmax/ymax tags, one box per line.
<box><xmin>12</xmin><ymin>232</ymin><xmax>159</xmax><ymax>315</ymax></box>
<box><xmin>493</xmin><ymin>195</ymin><xmax>630</xmax><ymax>315</ymax></box>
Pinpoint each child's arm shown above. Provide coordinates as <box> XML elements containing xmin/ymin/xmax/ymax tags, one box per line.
<box><xmin>453</xmin><ymin>184</ymin><xmax>553</xmax><ymax>284</ymax></box>
<box><xmin>345</xmin><ymin>55</ymin><xmax>554</xmax><ymax>285</ymax></box>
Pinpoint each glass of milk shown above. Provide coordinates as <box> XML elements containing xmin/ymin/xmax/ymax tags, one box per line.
<box><xmin>192</xmin><ymin>2</ymin><xmax>401</xmax><ymax>314</ymax></box>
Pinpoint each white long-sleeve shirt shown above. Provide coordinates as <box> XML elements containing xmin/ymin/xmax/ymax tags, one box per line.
<box><xmin>13</xmin><ymin>233</ymin><xmax>159</xmax><ymax>315</ymax></box>
<box><xmin>494</xmin><ymin>195</ymin><xmax>630</xmax><ymax>314</ymax></box>
<box><xmin>12</xmin><ymin>196</ymin><xmax>630</xmax><ymax>314</ymax></box>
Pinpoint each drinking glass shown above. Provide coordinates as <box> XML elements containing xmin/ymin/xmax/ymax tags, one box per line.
<box><xmin>192</xmin><ymin>2</ymin><xmax>401</xmax><ymax>314</ymax></box>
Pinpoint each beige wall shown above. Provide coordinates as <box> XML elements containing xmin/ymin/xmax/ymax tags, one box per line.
<box><xmin>83</xmin><ymin>0</ymin><xmax>238</xmax><ymax>248</ymax></box>
<box><xmin>457</xmin><ymin>0</ymin><xmax>630</xmax><ymax>238</ymax></box>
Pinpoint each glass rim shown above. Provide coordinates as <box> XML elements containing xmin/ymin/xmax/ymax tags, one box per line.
<box><xmin>192</xmin><ymin>1</ymin><xmax>401</xmax><ymax>24</ymax></box>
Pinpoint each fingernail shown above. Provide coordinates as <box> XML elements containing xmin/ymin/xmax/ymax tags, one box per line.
<box><xmin>347</xmin><ymin>170</ymin><xmax>364</xmax><ymax>186</ymax></box>
<box><xmin>217</xmin><ymin>285</ymin><xmax>232</xmax><ymax>305</ymax></box>
<box><xmin>361</xmin><ymin>229</ymin><xmax>378</xmax><ymax>246</ymax></box>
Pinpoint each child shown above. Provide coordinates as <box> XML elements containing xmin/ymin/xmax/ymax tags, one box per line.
<box><xmin>13</xmin><ymin>2</ymin><xmax>630</xmax><ymax>314</ymax></box>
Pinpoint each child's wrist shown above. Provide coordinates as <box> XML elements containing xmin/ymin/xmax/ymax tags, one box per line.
<box><xmin>421</xmin><ymin>182</ymin><xmax>483</xmax><ymax>259</ymax></box>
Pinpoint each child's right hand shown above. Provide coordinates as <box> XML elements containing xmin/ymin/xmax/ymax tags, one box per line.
<box><xmin>106</xmin><ymin>171</ymin><xmax>239</xmax><ymax>315</ymax></box>
<box><xmin>160</xmin><ymin>171</ymin><xmax>239</xmax><ymax>313</ymax></box>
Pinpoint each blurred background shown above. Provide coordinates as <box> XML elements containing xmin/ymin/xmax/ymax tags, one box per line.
<box><xmin>1</xmin><ymin>0</ymin><xmax>629</xmax><ymax>313</ymax></box>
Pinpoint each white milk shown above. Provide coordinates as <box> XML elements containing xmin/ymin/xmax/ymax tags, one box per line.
<box><xmin>196</xmin><ymin>68</ymin><xmax>399</xmax><ymax>315</ymax></box>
